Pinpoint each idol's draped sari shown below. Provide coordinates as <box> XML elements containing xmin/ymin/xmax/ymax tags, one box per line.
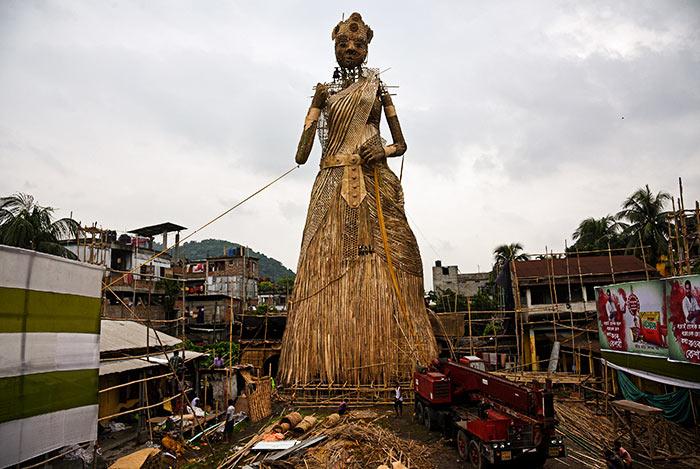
<box><xmin>280</xmin><ymin>70</ymin><xmax>437</xmax><ymax>385</ymax></box>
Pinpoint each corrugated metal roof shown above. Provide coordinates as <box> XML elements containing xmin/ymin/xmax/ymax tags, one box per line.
<box><xmin>100</xmin><ymin>320</ymin><xmax>181</xmax><ymax>353</ymax></box>
<box><xmin>129</xmin><ymin>222</ymin><xmax>187</xmax><ymax>237</ymax></box>
<box><xmin>99</xmin><ymin>357</ymin><xmax>161</xmax><ymax>375</ymax></box>
<box><xmin>514</xmin><ymin>255</ymin><xmax>655</xmax><ymax>280</ymax></box>
<box><xmin>99</xmin><ymin>350</ymin><xmax>207</xmax><ymax>376</ymax></box>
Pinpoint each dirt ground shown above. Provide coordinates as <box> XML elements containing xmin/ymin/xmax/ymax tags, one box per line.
<box><xmin>183</xmin><ymin>404</ymin><xmax>582</xmax><ymax>468</ymax></box>
<box><xmin>377</xmin><ymin>406</ymin><xmax>572</xmax><ymax>469</ymax></box>
<box><xmin>105</xmin><ymin>401</ymin><xmax>689</xmax><ymax>469</ymax></box>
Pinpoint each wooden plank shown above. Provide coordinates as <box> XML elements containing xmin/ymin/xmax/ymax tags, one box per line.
<box><xmin>611</xmin><ymin>400</ymin><xmax>663</xmax><ymax>416</ymax></box>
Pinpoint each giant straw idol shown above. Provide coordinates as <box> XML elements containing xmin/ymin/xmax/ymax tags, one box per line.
<box><xmin>280</xmin><ymin>13</ymin><xmax>437</xmax><ymax>387</ymax></box>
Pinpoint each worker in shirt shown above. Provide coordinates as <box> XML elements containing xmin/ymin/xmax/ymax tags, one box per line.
<box><xmin>394</xmin><ymin>383</ymin><xmax>403</xmax><ymax>417</ymax></box>
<box><xmin>169</xmin><ymin>350</ymin><xmax>184</xmax><ymax>372</ymax></box>
<box><xmin>224</xmin><ymin>399</ymin><xmax>236</xmax><ymax>442</ymax></box>
<box><xmin>614</xmin><ymin>440</ymin><xmax>633</xmax><ymax>468</ymax></box>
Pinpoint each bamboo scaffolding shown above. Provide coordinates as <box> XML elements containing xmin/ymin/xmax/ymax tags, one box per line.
<box><xmin>99</xmin><ymin>371</ymin><xmax>175</xmax><ymax>394</ymax></box>
<box><xmin>104</xmin><ymin>286</ymin><xmax>214</xmax><ymax>453</ymax></box>
<box><xmin>98</xmin><ymin>391</ymin><xmax>187</xmax><ymax>422</ymax></box>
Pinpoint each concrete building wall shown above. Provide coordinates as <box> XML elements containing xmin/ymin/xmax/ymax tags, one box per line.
<box><xmin>432</xmin><ymin>261</ymin><xmax>489</xmax><ymax>297</ymax></box>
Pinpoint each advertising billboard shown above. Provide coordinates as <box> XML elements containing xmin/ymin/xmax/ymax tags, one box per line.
<box><xmin>596</xmin><ymin>281</ymin><xmax>667</xmax><ymax>357</ymax></box>
<box><xmin>666</xmin><ymin>275</ymin><xmax>700</xmax><ymax>364</ymax></box>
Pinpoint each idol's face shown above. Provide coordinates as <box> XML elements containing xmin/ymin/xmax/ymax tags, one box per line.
<box><xmin>686</xmin><ymin>283</ymin><xmax>692</xmax><ymax>297</ymax></box>
<box><xmin>334</xmin><ymin>33</ymin><xmax>367</xmax><ymax>69</ymax></box>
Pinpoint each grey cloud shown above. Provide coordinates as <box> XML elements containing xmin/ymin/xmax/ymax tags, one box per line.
<box><xmin>1</xmin><ymin>0</ymin><xmax>699</xmax><ymax>275</ymax></box>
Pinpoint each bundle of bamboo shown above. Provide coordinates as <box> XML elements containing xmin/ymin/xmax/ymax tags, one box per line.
<box><xmin>291</xmin><ymin>416</ymin><xmax>317</xmax><ymax>435</ymax></box>
<box><xmin>247</xmin><ymin>376</ymin><xmax>272</xmax><ymax>423</ymax></box>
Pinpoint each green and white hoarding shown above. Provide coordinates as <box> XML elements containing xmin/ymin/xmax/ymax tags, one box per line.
<box><xmin>0</xmin><ymin>246</ymin><xmax>103</xmax><ymax>467</ymax></box>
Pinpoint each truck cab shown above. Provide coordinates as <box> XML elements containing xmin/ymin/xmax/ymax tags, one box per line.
<box><xmin>459</xmin><ymin>355</ymin><xmax>486</xmax><ymax>371</ymax></box>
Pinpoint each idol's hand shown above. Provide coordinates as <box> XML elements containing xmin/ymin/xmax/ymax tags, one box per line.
<box><xmin>359</xmin><ymin>140</ymin><xmax>385</xmax><ymax>163</ymax></box>
<box><xmin>312</xmin><ymin>83</ymin><xmax>329</xmax><ymax>108</ymax></box>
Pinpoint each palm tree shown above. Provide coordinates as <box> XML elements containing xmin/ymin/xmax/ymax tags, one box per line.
<box><xmin>0</xmin><ymin>193</ymin><xmax>79</xmax><ymax>259</ymax></box>
<box><xmin>493</xmin><ymin>243</ymin><xmax>529</xmax><ymax>267</ymax></box>
<box><xmin>571</xmin><ymin>215</ymin><xmax>624</xmax><ymax>252</ymax></box>
<box><xmin>616</xmin><ymin>185</ymin><xmax>670</xmax><ymax>264</ymax></box>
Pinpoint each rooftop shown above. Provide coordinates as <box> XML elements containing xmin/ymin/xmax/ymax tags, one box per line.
<box><xmin>514</xmin><ymin>255</ymin><xmax>656</xmax><ymax>284</ymax></box>
<box><xmin>100</xmin><ymin>319</ymin><xmax>181</xmax><ymax>353</ymax></box>
<box><xmin>99</xmin><ymin>350</ymin><xmax>206</xmax><ymax>375</ymax></box>
<box><xmin>129</xmin><ymin>222</ymin><xmax>187</xmax><ymax>237</ymax></box>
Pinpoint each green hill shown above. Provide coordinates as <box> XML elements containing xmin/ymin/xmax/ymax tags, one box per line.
<box><xmin>157</xmin><ymin>239</ymin><xmax>295</xmax><ymax>281</ymax></box>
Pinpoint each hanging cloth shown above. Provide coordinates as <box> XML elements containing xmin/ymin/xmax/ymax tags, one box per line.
<box><xmin>617</xmin><ymin>370</ymin><xmax>693</xmax><ymax>424</ymax></box>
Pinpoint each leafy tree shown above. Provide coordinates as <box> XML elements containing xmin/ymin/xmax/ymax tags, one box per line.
<box><xmin>276</xmin><ymin>275</ymin><xmax>295</xmax><ymax>294</ymax></box>
<box><xmin>569</xmin><ymin>215</ymin><xmax>625</xmax><ymax>252</ymax></box>
<box><xmin>0</xmin><ymin>193</ymin><xmax>79</xmax><ymax>259</ymax></box>
<box><xmin>470</xmin><ymin>289</ymin><xmax>498</xmax><ymax>311</ymax></box>
<box><xmin>427</xmin><ymin>289</ymin><xmax>467</xmax><ymax>312</ymax></box>
<box><xmin>493</xmin><ymin>243</ymin><xmax>529</xmax><ymax>267</ymax></box>
<box><xmin>616</xmin><ymin>185</ymin><xmax>670</xmax><ymax>265</ymax></box>
<box><xmin>156</xmin><ymin>278</ymin><xmax>182</xmax><ymax>315</ymax></box>
<box><xmin>483</xmin><ymin>319</ymin><xmax>504</xmax><ymax>336</ymax></box>
<box><xmin>258</xmin><ymin>280</ymin><xmax>275</xmax><ymax>294</ymax></box>
<box><xmin>184</xmin><ymin>339</ymin><xmax>239</xmax><ymax>368</ymax></box>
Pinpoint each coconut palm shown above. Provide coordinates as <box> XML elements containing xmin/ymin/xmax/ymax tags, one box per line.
<box><xmin>571</xmin><ymin>215</ymin><xmax>625</xmax><ymax>252</ymax></box>
<box><xmin>493</xmin><ymin>243</ymin><xmax>529</xmax><ymax>267</ymax></box>
<box><xmin>0</xmin><ymin>193</ymin><xmax>79</xmax><ymax>259</ymax></box>
<box><xmin>616</xmin><ymin>185</ymin><xmax>670</xmax><ymax>264</ymax></box>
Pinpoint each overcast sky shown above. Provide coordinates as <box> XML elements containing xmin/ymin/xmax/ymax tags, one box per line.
<box><xmin>1</xmin><ymin>1</ymin><xmax>699</xmax><ymax>284</ymax></box>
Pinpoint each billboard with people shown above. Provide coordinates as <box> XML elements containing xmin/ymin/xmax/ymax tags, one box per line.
<box><xmin>596</xmin><ymin>281</ymin><xmax>667</xmax><ymax>357</ymax></box>
<box><xmin>666</xmin><ymin>275</ymin><xmax>700</xmax><ymax>364</ymax></box>
<box><xmin>596</xmin><ymin>275</ymin><xmax>700</xmax><ymax>366</ymax></box>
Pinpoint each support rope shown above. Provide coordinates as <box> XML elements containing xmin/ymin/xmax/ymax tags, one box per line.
<box><xmin>102</xmin><ymin>165</ymin><xmax>300</xmax><ymax>291</ymax></box>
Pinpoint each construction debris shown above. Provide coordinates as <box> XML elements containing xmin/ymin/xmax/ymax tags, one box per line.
<box><xmin>108</xmin><ymin>448</ymin><xmax>161</xmax><ymax>469</ymax></box>
<box><xmin>555</xmin><ymin>400</ymin><xmax>700</xmax><ymax>469</ymax></box>
<box><xmin>216</xmin><ymin>409</ymin><xmax>438</xmax><ymax>469</ymax></box>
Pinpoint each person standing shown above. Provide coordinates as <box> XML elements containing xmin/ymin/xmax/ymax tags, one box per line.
<box><xmin>394</xmin><ymin>384</ymin><xmax>403</xmax><ymax>417</ymax></box>
<box><xmin>224</xmin><ymin>399</ymin><xmax>236</xmax><ymax>442</ymax></box>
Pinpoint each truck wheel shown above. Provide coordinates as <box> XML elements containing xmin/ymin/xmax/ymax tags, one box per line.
<box><xmin>440</xmin><ymin>413</ymin><xmax>454</xmax><ymax>438</ymax></box>
<box><xmin>456</xmin><ymin>430</ymin><xmax>469</xmax><ymax>460</ymax></box>
<box><xmin>424</xmin><ymin>407</ymin><xmax>437</xmax><ymax>431</ymax></box>
<box><xmin>468</xmin><ymin>440</ymin><xmax>483</xmax><ymax>469</ymax></box>
<box><xmin>415</xmin><ymin>401</ymin><xmax>425</xmax><ymax>425</ymax></box>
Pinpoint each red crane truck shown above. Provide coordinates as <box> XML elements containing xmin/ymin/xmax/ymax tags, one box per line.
<box><xmin>413</xmin><ymin>356</ymin><xmax>566</xmax><ymax>468</ymax></box>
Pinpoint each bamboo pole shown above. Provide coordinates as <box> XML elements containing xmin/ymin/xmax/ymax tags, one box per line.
<box><xmin>679</xmin><ymin>178</ymin><xmax>691</xmax><ymax>274</ymax></box>
<box><xmin>638</xmin><ymin>231</ymin><xmax>650</xmax><ymax>281</ymax></box>
<box><xmin>467</xmin><ymin>296</ymin><xmax>474</xmax><ymax>356</ymax></box>
<box><xmin>666</xmin><ymin>215</ymin><xmax>677</xmax><ymax>277</ymax></box>
<box><xmin>99</xmin><ymin>371</ymin><xmax>175</xmax><ymax>394</ymax></box>
<box><xmin>548</xmin><ymin>248</ymin><xmax>559</xmax><ymax>342</ymax></box>
<box><xmin>673</xmin><ymin>198</ymin><xmax>683</xmax><ymax>272</ymax></box>
<box><xmin>510</xmin><ymin>261</ymin><xmax>523</xmax><ymax>369</ymax></box>
<box><xmin>564</xmin><ymin>241</ymin><xmax>576</xmax><ymax>372</ymax></box>
<box><xmin>144</xmin><ymin>372</ymin><xmax>154</xmax><ymax>442</ymax></box>
<box><xmin>604</xmin><ymin>360</ymin><xmax>609</xmax><ymax>415</ymax></box>
<box><xmin>607</xmin><ymin>242</ymin><xmax>615</xmax><ymax>284</ymax></box>
<box><xmin>98</xmin><ymin>392</ymin><xmax>187</xmax><ymax>422</ymax></box>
